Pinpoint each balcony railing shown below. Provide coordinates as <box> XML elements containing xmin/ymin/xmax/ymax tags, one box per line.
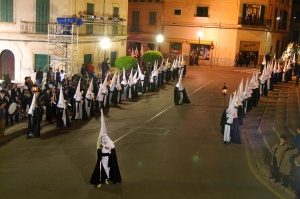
<box><xmin>20</xmin><ymin>21</ymin><xmax>127</xmax><ymax>36</ymax></box>
<box><xmin>238</xmin><ymin>17</ymin><xmax>272</xmax><ymax>28</ymax></box>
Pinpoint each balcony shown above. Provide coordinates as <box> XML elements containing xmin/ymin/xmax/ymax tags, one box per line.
<box><xmin>20</xmin><ymin>21</ymin><xmax>127</xmax><ymax>36</ymax></box>
<box><xmin>128</xmin><ymin>25</ymin><xmax>161</xmax><ymax>33</ymax></box>
<box><xmin>238</xmin><ymin>17</ymin><xmax>272</xmax><ymax>28</ymax></box>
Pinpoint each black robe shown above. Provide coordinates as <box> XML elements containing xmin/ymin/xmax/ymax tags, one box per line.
<box><xmin>220</xmin><ymin>109</ymin><xmax>226</xmax><ymax>134</ymax></box>
<box><xmin>90</xmin><ymin>148</ymin><xmax>122</xmax><ymax>186</ymax></box>
<box><xmin>57</xmin><ymin>107</ymin><xmax>71</xmax><ymax>127</ymax></box>
<box><xmin>230</xmin><ymin>117</ymin><xmax>241</xmax><ymax>144</ymax></box>
<box><xmin>174</xmin><ymin>87</ymin><xmax>191</xmax><ymax>105</ymax></box>
<box><xmin>27</xmin><ymin>106</ymin><xmax>42</xmax><ymax>137</ymax></box>
<box><xmin>90</xmin><ymin>149</ymin><xmax>109</xmax><ymax>186</ymax></box>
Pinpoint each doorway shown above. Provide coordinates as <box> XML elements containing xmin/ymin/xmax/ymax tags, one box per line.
<box><xmin>0</xmin><ymin>50</ymin><xmax>15</xmax><ymax>80</ymax></box>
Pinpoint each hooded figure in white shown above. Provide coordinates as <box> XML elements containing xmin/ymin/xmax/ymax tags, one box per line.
<box><xmin>85</xmin><ymin>79</ymin><xmax>93</xmax><ymax>117</ymax></box>
<box><xmin>109</xmin><ymin>72</ymin><xmax>118</xmax><ymax>105</ymax></box>
<box><xmin>174</xmin><ymin>69</ymin><xmax>191</xmax><ymax>105</ymax></box>
<box><xmin>223</xmin><ymin>95</ymin><xmax>234</xmax><ymax>144</ymax></box>
<box><xmin>101</xmin><ymin>73</ymin><xmax>110</xmax><ymax>109</ymax></box>
<box><xmin>57</xmin><ymin>85</ymin><xmax>70</xmax><ymax>127</ymax></box>
<box><xmin>90</xmin><ymin>109</ymin><xmax>122</xmax><ymax>188</ymax></box>
<box><xmin>121</xmin><ymin>68</ymin><xmax>128</xmax><ymax>101</ymax></box>
<box><xmin>73</xmin><ymin>78</ymin><xmax>83</xmax><ymax>120</ymax></box>
<box><xmin>116</xmin><ymin>72</ymin><xmax>123</xmax><ymax>103</ymax></box>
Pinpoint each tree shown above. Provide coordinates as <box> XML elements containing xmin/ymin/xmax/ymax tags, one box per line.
<box><xmin>142</xmin><ymin>50</ymin><xmax>163</xmax><ymax>65</ymax></box>
<box><xmin>115</xmin><ymin>56</ymin><xmax>138</xmax><ymax>70</ymax></box>
<box><xmin>2</xmin><ymin>73</ymin><xmax>11</xmax><ymax>87</ymax></box>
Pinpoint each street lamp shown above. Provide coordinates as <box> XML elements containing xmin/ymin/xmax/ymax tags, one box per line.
<box><xmin>100</xmin><ymin>37</ymin><xmax>111</xmax><ymax>60</ymax></box>
<box><xmin>197</xmin><ymin>31</ymin><xmax>203</xmax><ymax>65</ymax></box>
<box><xmin>221</xmin><ymin>83</ymin><xmax>228</xmax><ymax>109</ymax></box>
<box><xmin>156</xmin><ymin>34</ymin><xmax>164</xmax><ymax>51</ymax></box>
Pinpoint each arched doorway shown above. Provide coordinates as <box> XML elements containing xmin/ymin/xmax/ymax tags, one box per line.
<box><xmin>0</xmin><ymin>50</ymin><xmax>15</xmax><ymax>80</ymax></box>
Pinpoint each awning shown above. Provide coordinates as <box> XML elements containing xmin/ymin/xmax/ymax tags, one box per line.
<box><xmin>187</xmin><ymin>39</ymin><xmax>212</xmax><ymax>45</ymax></box>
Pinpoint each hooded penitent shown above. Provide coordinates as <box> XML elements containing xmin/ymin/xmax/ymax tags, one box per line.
<box><xmin>90</xmin><ymin>109</ymin><xmax>121</xmax><ymax>187</ymax></box>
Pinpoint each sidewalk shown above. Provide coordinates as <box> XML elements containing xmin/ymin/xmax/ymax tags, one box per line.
<box><xmin>0</xmin><ymin>114</ymin><xmax>61</xmax><ymax>145</ymax></box>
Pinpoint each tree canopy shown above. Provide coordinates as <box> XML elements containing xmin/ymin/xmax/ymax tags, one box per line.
<box><xmin>142</xmin><ymin>50</ymin><xmax>163</xmax><ymax>64</ymax></box>
<box><xmin>115</xmin><ymin>56</ymin><xmax>138</xmax><ymax>70</ymax></box>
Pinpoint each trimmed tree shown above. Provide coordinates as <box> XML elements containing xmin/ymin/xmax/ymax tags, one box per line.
<box><xmin>142</xmin><ymin>50</ymin><xmax>163</xmax><ymax>64</ymax></box>
<box><xmin>115</xmin><ymin>56</ymin><xmax>138</xmax><ymax>70</ymax></box>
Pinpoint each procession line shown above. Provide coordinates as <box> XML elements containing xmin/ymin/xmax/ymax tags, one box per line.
<box><xmin>114</xmin><ymin>80</ymin><xmax>214</xmax><ymax>143</ymax></box>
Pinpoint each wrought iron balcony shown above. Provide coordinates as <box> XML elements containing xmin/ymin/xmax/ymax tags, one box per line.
<box><xmin>20</xmin><ymin>21</ymin><xmax>127</xmax><ymax>36</ymax></box>
<box><xmin>238</xmin><ymin>17</ymin><xmax>272</xmax><ymax>28</ymax></box>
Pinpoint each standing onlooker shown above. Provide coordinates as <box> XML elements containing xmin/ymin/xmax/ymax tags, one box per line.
<box><xmin>295</xmin><ymin>156</ymin><xmax>300</xmax><ymax>199</ymax></box>
<box><xmin>87</xmin><ymin>63</ymin><xmax>95</xmax><ymax>79</ymax></box>
<box><xmin>0</xmin><ymin>100</ymin><xmax>7</xmax><ymax>139</ymax></box>
<box><xmin>55</xmin><ymin>69</ymin><xmax>60</xmax><ymax>84</ymax></box>
<box><xmin>279</xmin><ymin>140</ymin><xmax>298</xmax><ymax>187</ymax></box>
<box><xmin>60</xmin><ymin>70</ymin><xmax>66</xmax><ymax>83</ymax></box>
<box><xmin>36</xmin><ymin>67</ymin><xmax>43</xmax><ymax>85</ymax></box>
<box><xmin>102</xmin><ymin>58</ymin><xmax>110</xmax><ymax>81</ymax></box>
<box><xmin>81</xmin><ymin>64</ymin><xmax>87</xmax><ymax>79</ymax></box>
<box><xmin>295</xmin><ymin>127</ymin><xmax>300</xmax><ymax>154</ymax></box>
<box><xmin>46</xmin><ymin>67</ymin><xmax>54</xmax><ymax>83</ymax></box>
<box><xmin>270</xmin><ymin>135</ymin><xmax>289</xmax><ymax>183</ymax></box>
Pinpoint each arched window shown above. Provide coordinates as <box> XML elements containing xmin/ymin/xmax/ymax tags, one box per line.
<box><xmin>0</xmin><ymin>50</ymin><xmax>15</xmax><ymax>80</ymax></box>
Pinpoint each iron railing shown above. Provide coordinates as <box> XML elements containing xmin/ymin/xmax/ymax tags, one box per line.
<box><xmin>20</xmin><ymin>21</ymin><xmax>127</xmax><ymax>36</ymax></box>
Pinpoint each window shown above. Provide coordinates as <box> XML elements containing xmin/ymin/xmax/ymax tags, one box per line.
<box><xmin>149</xmin><ymin>12</ymin><xmax>156</xmax><ymax>25</ymax></box>
<box><xmin>174</xmin><ymin>9</ymin><xmax>181</xmax><ymax>15</ymax></box>
<box><xmin>132</xmin><ymin>11</ymin><xmax>139</xmax><ymax>32</ymax></box>
<box><xmin>87</xmin><ymin>3</ymin><xmax>94</xmax><ymax>15</ymax></box>
<box><xmin>0</xmin><ymin>0</ymin><xmax>13</xmax><ymax>22</ymax></box>
<box><xmin>242</xmin><ymin>4</ymin><xmax>265</xmax><ymax>26</ymax></box>
<box><xmin>35</xmin><ymin>54</ymin><xmax>50</xmax><ymax>71</ymax></box>
<box><xmin>169</xmin><ymin>43</ymin><xmax>182</xmax><ymax>54</ymax></box>
<box><xmin>196</xmin><ymin>6</ymin><xmax>208</xmax><ymax>17</ymax></box>
<box><xmin>36</xmin><ymin>0</ymin><xmax>50</xmax><ymax>33</ymax></box>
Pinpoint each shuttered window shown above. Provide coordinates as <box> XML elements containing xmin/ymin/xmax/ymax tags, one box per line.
<box><xmin>149</xmin><ymin>12</ymin><xmax>156</xmax><ymax>25</ymax></box>
<box><xmin>0</xmin><ymin>0</ymin><xmax>13</xmax><ymax>22</ymax></box>
<box><xmin>36</xmin><ymin>0</ymin><xmax>50</xmax><ymax>33</ymax></box>
<box><xmin>196</xmin><ymin>6</ymin><xmax>208</xmax><ymax>17</ymax></box>
<box><xmin>35</xmin><ymin>54</ymin><xmax>50</xmax><ymax>72</ymax></box>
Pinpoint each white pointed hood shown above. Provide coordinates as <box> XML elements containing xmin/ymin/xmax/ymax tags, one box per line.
<box><xmin>176</xmin><ymin>68</ymin><xmax>184</xmax><ymax>90</ymax></box>
<box><xmin>109</xmin><ymin>72</ymin><xmax>117</xmax><ymax>91</ymax></box>
<box><xmin>116</xmin><ymin>71</ymin><xmax>122</xmax><ymax>91</ymax></box>
<box><xmin>57</xmin><ymin>85</ymin><xmax>65</xmax><ymax>109</ymax></box>
<box><xmin>28</xmin><ymin>93</ymin><xmax>37</xmax><ymax>115</ymax></box>
<box><xmin>85</xmin><ymin>79</ymin><xmax>93</xmax><ymax>99</ymax></box>
<box><xmin>121</xmin><ymin>68</ymin><xmax>128</xmax><ymax>85</ymax></box>
<box><xmin>74</xmin><ymin>78</ymin><xmax>82</xmax><ymax>101</ymax></box>
<box><xmin>98</xmin><ymin>109</ymin><xmax>115</xmax><ymax>149</ymax></box>
<box><xmin>102</xmin><ymin>73</ymin><xmax>109</xmax><ymax>94</ymax></box>
<box><xmin>137</xmin><ymin>63</ymin><xmax>145</xmax><ymax>80</ymax></box>
<box><xmin>262</xmin><ymin>55</ymin><xmax>266</xmax><ymax>65</ymax></box>
<box><xmin>128</xmin><ymin>68</ymin><xmax>133</xmax><ymax>87</ymax></box>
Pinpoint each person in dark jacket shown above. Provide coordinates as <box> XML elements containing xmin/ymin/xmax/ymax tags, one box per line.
<box><xmin>36</xmin><ymin>67</ymin><xmax>43</xmax><ymax>85</ymax></box>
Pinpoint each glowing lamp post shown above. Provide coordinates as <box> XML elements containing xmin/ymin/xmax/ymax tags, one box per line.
<box><xmin>156</xmin><ymin>34</ymin><xmax>164</xmax><ymax>52</ymax></box>
<box><xmin>100</xmin><ymin>37</ymin><xmax>111</xmax><ymax>60</ymax></box>
<box><xmin>222</xmin><ymin>83</ymin><xmax>228</xmax><ymax>109</ymax></box>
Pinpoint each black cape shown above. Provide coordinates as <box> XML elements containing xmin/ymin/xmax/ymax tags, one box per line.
<box><xmin>174</xmin><ymin>87</ymin><xmax>191</xmax><ymax>105</ymax></box>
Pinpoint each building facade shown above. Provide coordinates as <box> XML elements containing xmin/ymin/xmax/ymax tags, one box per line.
<box><xmin>0</xmin><ymin>0</ymin><xmax>128</xmax><ymax>83</ymax></box>
<box><xmin>128</xmin><ymin>0</ymin><xmax>292</xmax><ymax>66</ymax></box>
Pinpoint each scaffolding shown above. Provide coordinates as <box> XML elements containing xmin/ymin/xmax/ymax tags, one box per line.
<box><xmin>48</xmin><ymin>23</ymin><xmax>79</xmax><ymax>76</ymax></box>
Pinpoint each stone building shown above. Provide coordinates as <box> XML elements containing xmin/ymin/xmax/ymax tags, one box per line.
<box><xmin>128</xmin><ymin>0</ymin><xmax>292</xmax><ymax>66</ymax></box>
<box><xmin>0</xmin><ymin>0</ymin><xmax>128</xmax><ymax>84</ymax></box>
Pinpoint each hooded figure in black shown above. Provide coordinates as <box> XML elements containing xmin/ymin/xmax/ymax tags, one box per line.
<box><xmin>174</xmin><ymin>69</ymin><xmax>190</xmax><ymax>105</ymax></box>
<box><xmin>90</xmin><ymin>109</ymin><xmax>121</xmax><ymax>188</ymax></box>
<box><xmin>27</xmin><ymin>93</ymin><xmax>43</xmax><ymax>138</ymax></box>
